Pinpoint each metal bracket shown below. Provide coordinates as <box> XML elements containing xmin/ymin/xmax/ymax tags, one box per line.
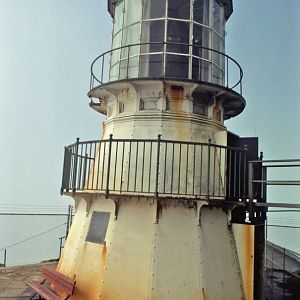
<box><xmin>114</xmin><ymin>199</ymin><xmax>119</xmax><ymax>220</ymax></box>
<box><xmin>155</xmin><ymin>200</ymin><xmax>162</xmax><ymax>224</ymax></box>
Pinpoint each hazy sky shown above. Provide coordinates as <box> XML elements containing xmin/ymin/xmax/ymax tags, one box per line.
<box><xmin>0</xmin><ymin>1</ymin><xmax>299</xmax><ymax>249</ymax></box>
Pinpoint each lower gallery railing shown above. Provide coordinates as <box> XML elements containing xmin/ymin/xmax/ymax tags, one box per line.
<box><xmin>61</xmin><ymin>135</ymin><xmax>248</xmax><ymax>200</ymax></box>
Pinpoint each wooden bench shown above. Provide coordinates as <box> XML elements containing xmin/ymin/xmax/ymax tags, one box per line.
<box><xmin>26</xmin><ymin>266</ymin><xmax>76</xmax><ymax>300</ymax></box>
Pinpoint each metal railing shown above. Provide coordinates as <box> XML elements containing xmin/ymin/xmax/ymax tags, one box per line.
<box><xmin>90</xmin><ymin>42</ymin><xmax>243</xmax><ymax>95</ymax></box>
<box><xmin>248</xmin><ymin>159</ymin><xmax>300</xmax><ymax>222</ymax></box>
<box><xmin>61</xmin><ymin>136</ymin><xmax>248</xmax><ymax>200</ymax></box>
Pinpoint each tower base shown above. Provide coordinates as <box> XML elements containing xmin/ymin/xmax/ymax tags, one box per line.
<box><xmin>57</xmin><ymin>195</ymin><xmax>254</xmax><ymax>300</ymax></box>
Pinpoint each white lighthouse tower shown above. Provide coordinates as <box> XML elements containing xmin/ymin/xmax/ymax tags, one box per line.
<box><xmin>59</xmin><ymin>1</ymin><xmax>264</xmax><ymax>299</ymax></box>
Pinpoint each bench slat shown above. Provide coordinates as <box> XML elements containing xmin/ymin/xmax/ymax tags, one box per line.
<box><xmin>43</xmin><ymin>267</ymin><xmax>76</xmax><ymax>294</ymax></box>
<box><xmin>43</xmin><ymin>267</ymin><xmax>75</xmax><ymax>286</ymax></box>
<box><xmin>43</xmin><ymin>273</ymin><xmax>74</xmax><ymax>294</ymax></box>
<box><xmin>26</xmin><ymin>281</ymin><xmax>61</xmax><ymax>300</ymax></box>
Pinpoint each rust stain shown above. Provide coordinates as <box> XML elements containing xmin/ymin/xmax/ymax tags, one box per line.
<box><xmin>101</xmin><ymin>122</ymin><xmax>107</xmax><ymax>139</ymax></box>
<box><xmin>65</xmin><ymin>243</ymin><xmax>107</xmax><ymax>300</ymax></box>
<box><xmin>169</xmin><ymin>85</ymin><xmax>184</xmax><ymax>113</ymax></box>
<box><xmin>212</xmin><ymin>100</ymin><xmax>222</xmax><ymax>120</ymax></box>
<box><xmin>102</xmin><ymin>241</ymin><xmax>107</xmax><ymax>258</ymax></box>
<box><xmin>242</xmin><ymin>225</ymin><xmax>254</xmax><ymax>300</ymax></box>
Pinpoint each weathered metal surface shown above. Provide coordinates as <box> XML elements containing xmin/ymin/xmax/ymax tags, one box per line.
<box><xmin>232</xmin><ymin>224</ymin><xmax>255</xmax><ymax>300</ymax></box>
<box><xmin>57</xmin><ymin>196</ymin><xmax>255</xmax><ymax>299</ymax></box>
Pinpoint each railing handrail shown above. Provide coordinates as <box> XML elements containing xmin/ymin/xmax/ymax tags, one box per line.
<box><xmin>65</xmin><ymin>137</ymin><xmax>246</xmax><ymax>152</ymax></box>
<box><xmin>90</xmin><ymin>42</ymin><xmax>243</xmax><ymax>94</ymax></box>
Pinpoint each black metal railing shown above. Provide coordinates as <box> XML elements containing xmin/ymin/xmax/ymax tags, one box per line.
<box><xmin>61</xmin><ymin>136</ymin><xmax>248</xmax><ymax>200</ymax></box>
<box><xmin>89</xmin><ymin>42</ymin><xmax>243</xmax><ymax>95</ymax></box>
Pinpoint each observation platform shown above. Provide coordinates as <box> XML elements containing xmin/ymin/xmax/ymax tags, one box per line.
<box><xmin>61</xmin><ymin>137</ymin><xmax>248</xmax><ymax>201</ymax></box>
<box><xmin>88</xmin><ymin>43</ymin><xmax>246</xmax><ymax>120</ymax></box>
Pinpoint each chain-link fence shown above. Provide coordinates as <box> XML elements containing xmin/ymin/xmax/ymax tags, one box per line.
<box><xmin>0</xmin><ymin>205</ymin><xmax>73</xmax><ymax>267</ymax></box>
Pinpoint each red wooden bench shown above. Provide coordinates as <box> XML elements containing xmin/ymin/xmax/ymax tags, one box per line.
<box><xmin>26</xmin><ymin>266</ymin><xmax>76</xmax><ymax>300</ymax></box>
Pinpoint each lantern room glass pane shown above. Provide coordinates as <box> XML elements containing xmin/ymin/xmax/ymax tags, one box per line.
<box><xmin>167</xmin><ymin>21</ymin><xmax>189</xmax><ymax>54</ymax></box>
<box><xmin>119</xmin><ymin>56</ymin><xmax>139</xmax><ymax>79</ymax></box>
<box><xmin>110</xmin><ymin>63</ymin><xmax>119</xmax><ymax>82</ymax></box>
<box><xmin>121</xmin><ymin>24</ymin><xmax>141</xmax><ymax>58</ymax></box>
<box><xmin>192</xmin><ymin>58</ymin><xmax>211</xmax><ymax>82</ymax></box>
<box><xmin>168</xmin><ymin>0</ymin><xmax>190</xmax><ymax>20</ymax></box>
<box><xmin>141</xmin><ymin>20</ymin><xmax>165</xmax><ymax>53</ymax></box>
<box><xmin>124</xmin><ymin>0</ymin><xmax>142</xmax><ymax>26</ymax></box>
<box><xmin>212</xmin><ymin>64</ymin><xmax>224</xmax><ymax>85</ymax></box>
<box><xmin>113</xmin><ymin>1</ymin><xmax>124</xmax><ymax>35</ymax></box>
<box><xmin>143</xmin><ymin>0</ymin><xmax>166</xmax><ymax>19</ymax></box>
<box><xmin>140</xmin><ymin>54</ymin><xmax>163</xmax><ymax>78</ymax></box>
<box><xmin>212</xmin><ymin>0</ymin><xmax>225</xmax><ymax>36</ymax></box>
<box><xmin>166</xmin><ymin>54</ymin><xmax>189</xmax><ymax>78</ymax></box>
<box><xmin>193</xmin><ymin>0</ymin><xmax>209</xmax><ymax>25</ymax></box>
<box><xmin>193</xmin><ymin>24</ymin><xmax>210</xmax><ymax>59</ymax></box>
<box><xmin>212</xmin><ymin>31</ymin><xmax>224</xmax><ymax>68</ymax></box>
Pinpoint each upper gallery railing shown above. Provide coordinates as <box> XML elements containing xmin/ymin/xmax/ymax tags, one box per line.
<box><xmin>61</xmin><ymin>136</ymin><xmax>248</xmax><ymax>200</ymax></box>
<box><xmin>89</xmin><ymin>42</ymin><xmax>243</xmax><ymax>95</ymax></box>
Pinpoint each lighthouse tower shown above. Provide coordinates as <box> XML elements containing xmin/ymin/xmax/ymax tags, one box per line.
<box><xmin>59</xmin><ymin>1</ymin><xmax>263</xmax><ymax>299</ymax></box>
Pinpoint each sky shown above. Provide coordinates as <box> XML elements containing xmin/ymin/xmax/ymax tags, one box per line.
<box><xmin>0</xmin><ymin>1</ymin><xmax>299</xmax><ymax>250</ymax></box>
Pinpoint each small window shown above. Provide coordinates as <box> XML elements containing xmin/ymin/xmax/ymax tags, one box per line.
<box><xmin>86</xmin><ymin>211</ymin><xmax>110</xmax><ymax>245</ymax></box>
<box><xmin>193</xmin><ymin>101</ymin><xmax>208</xmax><ymax>116</ymax></box>
<box><xmin>213</xmin><ymin>108</ymin><xmax>223</xmax><ymax>122</ymax></box>
<box><xmin>140</xmin><ymin>98</ymin><xmax>158</xmax><ymax>110</ymax></box>
<box><xmin>119</xmin><ymin>100</ymin><xmax>135</xmax><ymax>113</ymax></box>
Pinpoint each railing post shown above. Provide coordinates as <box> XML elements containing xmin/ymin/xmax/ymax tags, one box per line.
<box><xmin>81</xmin><ymin>153</ymin><xmax>88</xmax><ymax>190</ymax></box>
<box><xmin>72</xmin><ymin>138</ymin><xmax>80</xmax><ymax>193</ymax></box>
<box><xmin>105</xmin><ymin>134</ymin><xmax>113</xmax><ymax>198</ymax></box>
<box><xmin>126</xmin><ymin>45</ymin><xmax>130</xmax><ymax>79</ymax></box>
<box><xmin>226</xmin><ymin>56</ymin><xmax>229</xmax><ymax>88</ymax></box>
<box><xmin>101</xmin><ymin>55</ymin><xmax>105</xmax><ymax>83</ymax></box>
<box><xmin>240</xmin><ymin>77</ymin><xmax>243</xmax><ymax>95</ymax></box>
<box><xmin>154</xmin><ymin>134</ymin><xmax>162</xmax><ymax>199</ymax></box>
<box><xmin>206</xmin><ymin>139</ymin><xmax>211</xmax><ymax>201</ymax></box>
<box><xmin>248</xmin><ymin>161</ymin><xmax>254</xmax><ymax>222</ymax></box>
<box><xmin>243</xmin><ymin>144</ymin><xmax>248</xmax><ymax>199</ymax></box>
<box><xmin>61</xmin><ymin>147</ymin><xmax>68</xmax><ymax>194</ymax></box>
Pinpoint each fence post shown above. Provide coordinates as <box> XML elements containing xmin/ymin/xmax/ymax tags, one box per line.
<box><xmin>106</xmin><ymin>134</ymin><xmax>113</xmax><ymax>198</ymax></box>
<box><xmin>4</xmin><ymin>249</ymin><xmax>7</xmax><ymax>267</ymax></box>
<box><xmin>59</xmin><ymin>238</ymin><xmax>63</xmax><ymax>259</ymax></box>
<box><xmin>154</xmin><ymin>134</ymin><xmax>161</xmax><ymax>199</ymax></box>
<box><xmin>283</xmin><ymin>247</ymin><xmax>286</xmax><ymax>299</ymax></box>
<box><xmin>206</xmin><ymin>139</ymin><xmax>211</xmax><ymax>201</ymax></box>
<box><xmin>72</xmin><ymin>138</ymin><xmax>80</xmax><ymax>193</ymax></box>
<box><xmin>66</xmin><ymin>205</ymin><xmax>71</xmax><ymax>238</ymax></box>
